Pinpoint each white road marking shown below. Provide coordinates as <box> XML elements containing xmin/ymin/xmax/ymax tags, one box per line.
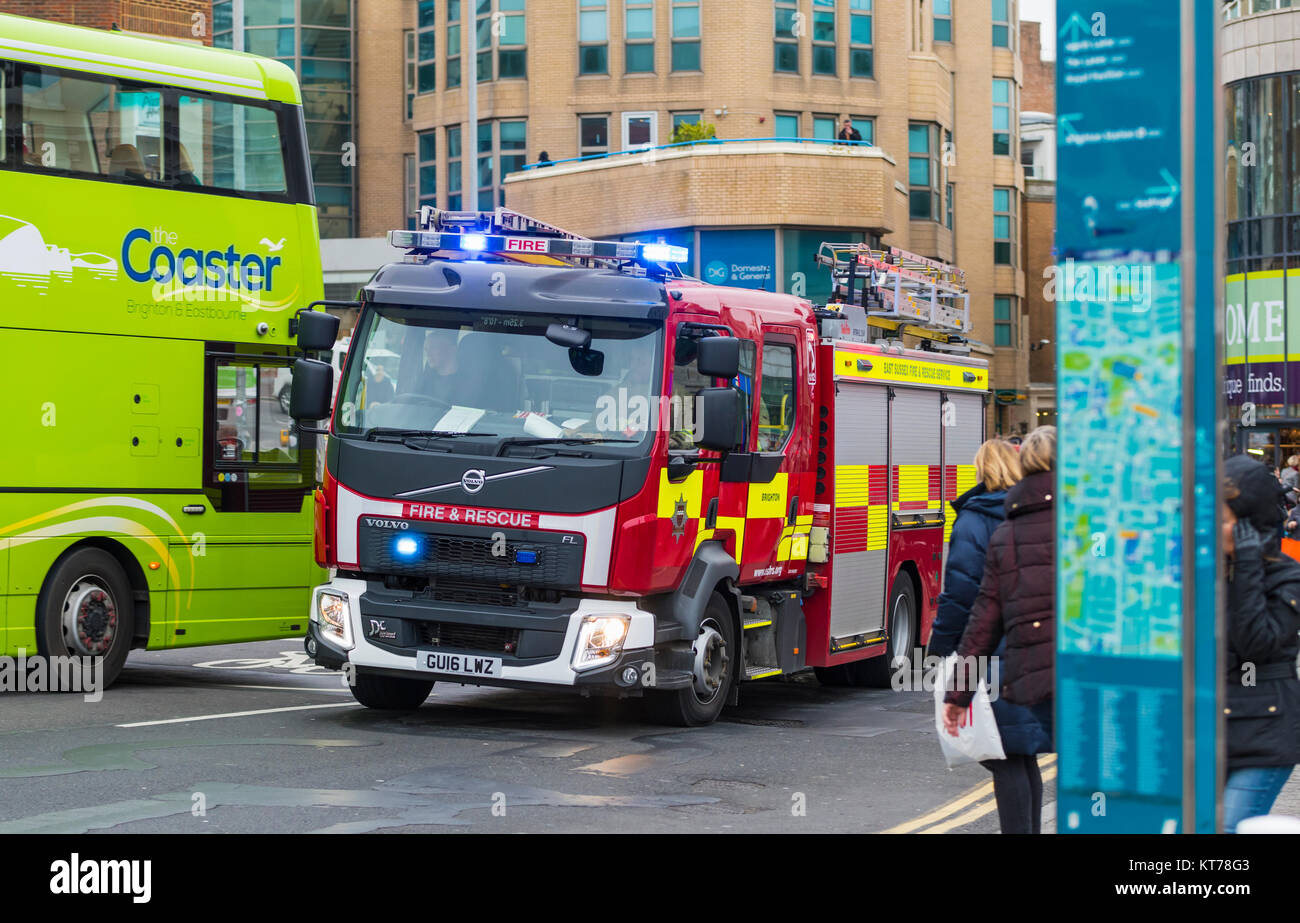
<box><xmin>117</xmin><ymin>702</ymin><xmax>357</xmax><ymax>728</ymax></box>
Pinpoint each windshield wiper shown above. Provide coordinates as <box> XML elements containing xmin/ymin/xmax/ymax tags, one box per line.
<box><xmin>364</xmin><ymin>427</ymin><xmax>497</xmax><ymax>442</ymax></box>
<box><xmin>496</xmin><ymin>436</ymin><xmax>636</xmax><ymax>456</ymax></box>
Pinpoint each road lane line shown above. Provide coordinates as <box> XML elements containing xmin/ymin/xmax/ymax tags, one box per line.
<box><xmin>920</xmin><ymin>765</ymin><xmax>1059</xmax><ymax>834</ymax></box>
<box><xmin>880</xmin><ymin>780</ymin><xmax>994</xmax><ymax>834</ymax></box>
<box><xmin>117</xmin><ymin>702</ymin><xmax>357</xmax><ymax>727</ymax></box>
<box><xmin>882</xmin><ymin>754</ymin><xmax>1058</xmax><ymax>834</ymax></box>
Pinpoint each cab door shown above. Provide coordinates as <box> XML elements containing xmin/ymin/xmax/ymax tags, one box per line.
<box><xmin>739</xmin><ymin>326</ymin><xmax>814</xmax><ymax>582</ymax></box>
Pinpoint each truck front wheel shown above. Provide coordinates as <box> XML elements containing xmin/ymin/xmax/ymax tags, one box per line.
<box><xmin>645</xmin><ymin>593</ymin><xmax>737</xmax><ymax>727</ymax></box>
<box><xmin>349</xmin><ymin>669</ymin><xmax>434</xmax><ymax>710</ymax></box>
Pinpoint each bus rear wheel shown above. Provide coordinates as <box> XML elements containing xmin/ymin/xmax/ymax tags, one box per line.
<box><xmin>349</xmin><ymin>669</ymin><xmax>434</xmax><ymax>710</ymax></box>
<box><xmin>37</xmin><ymin>547</ymin><xmax>134</xmax><ymax>689</ymax></box>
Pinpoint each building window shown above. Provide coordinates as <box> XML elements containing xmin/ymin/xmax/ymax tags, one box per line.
<box><xmin>672</xmin><ymin>112</ymin><xmax>701</xmax><ymax>132</ymax></box>
<box><xmin>671</xmin><ymin>0</ymin><xmax>700</xmax><ymax>71</ymax></box>
<box><xmin>850</xmin><ymin>0</ymin><xmax>872</xmax><ymax>78</ymax></box>
<box><xmin>813</xmin><ymin>0</ymin><xmax>836</xmax><ymax>75</ymax></box>
<box><xmin>849</xmin><ymin>116</ymin><xmax>874</xmax><ymax>144</ymax></box>
<box><xmin>992</xmin><ymin>0</ymin><xmax>1012</xmax><ymax>48</ymax></box>
<box><xmin>909</xmin><ymin>122</ymin><xmax>939</xmax><ymax>220</ymax></box>
<box><xmin>475</xmin><ymin>0</ymin><xmax>492</xmax><ymax>80</ymax></box>
<box><xmin>447</xmin><ymin>0</ymin><xmax>462</xmax><ymax>88</ymax></box>
<box><xmin>775</xmin><ymin>112</ymin><xmax>800</xmax><ymax>138</ymax></box>
<box><xmin>994</xmin><ymin>295</ymin><xmax>1015</xmax><ymax>346</ymax></box>
<box><xmin>447</xmin><ymin>124</ymin><xmax>462</xmax><ymax>209</ymax></box>
<box><xmin>813</xmin><ymin>115</ymin><xmax>836</xmax><ymax>140</ymax></box>
<box><xmin>498</xmin><ymin>0</ymin><xmax>527</xmax><ymax>79</ymax></box>
<box><xmin>416</xmin><ymin>2</ymin><xmax>436</xmax><ymax>94</ymax></box>
<box><xmin>945</xmin><ymin>182</ymin><xmax>954</xmax><ymax>229</ymax></box>
<box><xmin>417</xmin><ymin>130</ymin><xmax>437</xmax><ymax>212</ymax></box>
<box><xmin>993</xmin><ymin>78</ymin><xmax>1012</xmax><ymax>155</ymax></box>
<box><xmin>994</xmin><ymin>187</ymin><xmax>1015</xmax><ymax>265</ymax></box>
<box><xmin>580</xmin><ymin>0</ymin><xmax>609</xmax><ymax>74</ymax></box>
<box><xmin>405</xmin><ymin>152</ymin><xmax>417</xmax><ymax>223</ymax></box>
<box><xmin>934</xmin><ymin>0</ymin><xmax>951</xmax><ymax>42</ymax></box>
<box><xmin>476</xmin><ymin>120</ymin><xmax>493</xmax><ymax>209</ymax></box>
<box><xmin>498</xmin><ymin>119</ymin><xmax>527</xmax><ymax>205</ymax></box>
<box><xmin>775</xmin><ymin>0</ymin><xmax>799</xmax><ymax>73</ymax></box>
<box><xmin>626</xmin><ymin>0</ymin><xmax>655</xmax><ymax>73</ymax></box>
<box><xmin>580</xmin><ymin>114</ymin><xmax>609</xmax><ymax>156</ymax></box>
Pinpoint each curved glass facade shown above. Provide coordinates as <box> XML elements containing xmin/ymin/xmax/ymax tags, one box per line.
<box><xmin>213</xmin><ymin>0</ymin><xmax>355</xmax><ymax>238</ymax></box>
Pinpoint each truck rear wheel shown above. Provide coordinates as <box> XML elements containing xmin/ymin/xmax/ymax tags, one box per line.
<box><xmin>850</xmin><ymin>572</ymin><xmax>917</xmax><ymax>688</ymax></box>
<box><xmin>349</xmin><ymin>669</ymin><xmax>434</xmax><ymax>710</ymax></box>
<box><xmin>646</xmin><ymin>593</ymin><xmax>736</xmax><ymax>727</ymax></box>
<box><xmin>37</xmin><ymin>547</ymin><xmax>135</xmax><ymax>690</ymax></box>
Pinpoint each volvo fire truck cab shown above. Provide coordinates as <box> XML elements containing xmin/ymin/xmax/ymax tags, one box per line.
<box><xmin>290</xmin><ymin>209</ymin><xmax>988</xmax><ymax>726</ymax></box>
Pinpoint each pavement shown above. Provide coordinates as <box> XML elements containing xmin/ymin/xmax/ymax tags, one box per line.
<box><xmin>0</xmin><ymin>639</ymin><xmax>1048</xmax><ymax>834</ymax></box>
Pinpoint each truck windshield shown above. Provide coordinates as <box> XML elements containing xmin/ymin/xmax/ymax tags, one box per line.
<box><xmin>334</xmin><ymin>306</ymin><xmax>664</xmax><ymax>455</ymax></box>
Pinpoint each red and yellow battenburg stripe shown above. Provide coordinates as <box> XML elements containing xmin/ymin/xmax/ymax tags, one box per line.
<box><xmin>835</xmin><ymin>463</ymin><xmax>974</xmax><ymax>549</ymax></box>
<box><xmin>942</xmin><ymin>464</ymin><xmax>978</xmax><ymax>543</ymax></box>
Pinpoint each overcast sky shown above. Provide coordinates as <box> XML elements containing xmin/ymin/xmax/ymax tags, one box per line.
<box><xmin>1020</xmin><ymin>0</ymin><xmax>1057</xmax><ymax>60</ymax></box>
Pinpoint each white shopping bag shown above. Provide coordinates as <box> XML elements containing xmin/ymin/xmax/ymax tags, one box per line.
<box><xmin>933</xmin><ymin>654</ymin><xmax>1007</xmax><ymax>768</ymax></box>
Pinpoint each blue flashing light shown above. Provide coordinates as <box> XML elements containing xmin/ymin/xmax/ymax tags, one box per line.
<box><xmin>462</xmin><ymin>233</ymin><xmax>488</xmax><ymax>251</ymax></box>
<box><xmin>394</xmin><ymin>535</ymin><xmax>421</xmax><ymax>558</ymax></box>
<box><xmin>642</xmin><ymin>243</ymin><xmax>689</xmax><ymax>263</ymax></box>
<box><xmin>514</xmin><ymin>549</ymin><xmax>539</xmax><ymax>565</ymax></box>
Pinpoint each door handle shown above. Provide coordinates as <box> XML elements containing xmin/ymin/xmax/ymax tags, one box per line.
<box><xmin>787</xmin><ymin>496</ymin><xmax>798</xmax><ymax>527</ymax></box>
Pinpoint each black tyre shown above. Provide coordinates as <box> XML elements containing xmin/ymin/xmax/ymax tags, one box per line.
<box><xmin>646</xmin><ymin>593</ymin><xmax>737</xmax><ymax>727</ymax></box>
<box><xmin>349</xmin><ymin>669</ymin><xmax>434</xmax><ymax>710</ymax></box>
<box><xmin>277</xmin><ymin>385</ymin><xmax>292</xmax><ymax>415</ymax></box>
<box><xmin>36</xmin><ymin>547</ymin><xmax>134</xmax><ymax>689</ymax></box>
<box><xmin>850</xmin><ymin>572</ymin><xmax>918</xmax><ymax>688</ymax></box>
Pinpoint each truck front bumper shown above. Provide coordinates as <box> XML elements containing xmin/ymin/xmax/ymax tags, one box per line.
<box><xmin>306</xmin><ymin>578</ymin><xmax>660</xmax><ymax>693</ymax></box>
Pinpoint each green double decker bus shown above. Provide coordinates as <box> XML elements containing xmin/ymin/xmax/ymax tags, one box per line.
<box><xmin>0</xmin><ymin>13</ymin><xmax>326</xmax><ymax>686</ymax></box>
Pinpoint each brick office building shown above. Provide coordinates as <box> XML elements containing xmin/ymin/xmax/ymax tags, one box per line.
<box><xmin>0</xmin><ymin>0</ymin><xmax>213</xmax><ymax>43</ymax></box>
<box><xmin>376</xmin><ymin>0</ymin><xmax>1034</xmax><ymax>432</ymax></box>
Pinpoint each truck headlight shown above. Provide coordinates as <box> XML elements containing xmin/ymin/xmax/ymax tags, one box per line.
<box><xmin>314</xmin><ymin>590</ymin><xmax>353</xmax><ymax>649</ymax></box>
<box><xmin>572</xmin><ymin>615</ymin><xmax>630</xmax><ymax>672</ymax></box>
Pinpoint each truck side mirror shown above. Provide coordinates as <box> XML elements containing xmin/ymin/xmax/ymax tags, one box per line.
<box><xmin>694</xmin><ymin>387</ymin><xmax>742</xmax><ymax>452</ymax></box>
<box><xmin>296</xmin><ymin>309</ymin><xmax>340</xmax><ymax>352</ymax></box>
<box><xmin>289</xmin><ymin>357</ymin><xmax>334</xmax><ymax>422</ymax></box>
<box><xmin>696</xmin><ymin>336</ymin><xmax>740</xmax><ymax>380</ymax></box>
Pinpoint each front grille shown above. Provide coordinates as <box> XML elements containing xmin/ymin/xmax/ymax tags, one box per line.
<box><xmin>428</xmin><ymin>580</ymin><xmax>520</xmax><ymax>608</ymax></box>
<box><xmin>417</xmin><ymin>621</ymin><xmax>519</xmax><ymax>653</ymax></box>
<box><xmin>360</xmin><ymin>525</ymin><xmax>584</xmax><ymax>587</ymax></box>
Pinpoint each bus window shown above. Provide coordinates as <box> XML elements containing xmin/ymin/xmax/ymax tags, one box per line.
<box><xmin>212</xmin><ymin>358</ymin><xmax>299</xmax><ymax>469</ymax></box>
<box><xmin>20</xmin><ymin>69</ymin><xmax>164</xmax><ymax>180</ymax></box>
<box><xmin>178</xmin><ymin>95</ymin><xmax>287</xmax><ymax>195</ymax></box>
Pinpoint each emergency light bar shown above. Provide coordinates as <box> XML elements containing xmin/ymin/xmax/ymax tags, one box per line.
<box><xmin>387</xmin><ymin>229</ymin><xmax>689</xmax><ymax>265</ymax></box>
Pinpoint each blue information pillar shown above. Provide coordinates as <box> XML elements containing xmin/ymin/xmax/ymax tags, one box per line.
<box><xmin>1054</xmin><ymin>1</ymin><xmax>1221</xmax><ymax>833</ymax></box>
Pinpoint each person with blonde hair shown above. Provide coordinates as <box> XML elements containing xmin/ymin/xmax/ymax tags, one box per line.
<box><xmin>943</xmin><ymin>425</ymin><xmax>1057</xmax><ymax>832</ymax></box>
<box><xmin>930</xmin><ymin>437</ymin><xmax>1050</xmax><ymax>833</ymax></box>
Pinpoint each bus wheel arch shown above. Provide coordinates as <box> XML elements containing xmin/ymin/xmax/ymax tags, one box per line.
<box><xmin>35</xmin><ymin>543</ymin><xmax>139</xmax><ymax>689</ymax></box>
<box><xmin>70</xmin><ymin>538</ymin><xmax>152</xmax><ymax>650</ymax></box>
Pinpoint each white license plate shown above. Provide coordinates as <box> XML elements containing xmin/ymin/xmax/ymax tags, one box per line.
<box><xmin>415</xmin><ymin>649</ymin><xmax>502</xmax><ymax>677</ymax></box>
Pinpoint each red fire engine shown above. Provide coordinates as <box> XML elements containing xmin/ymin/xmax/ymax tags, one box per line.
<box><xmin>288</xmin><ymin>209</ymin><xmax>988</xmax><ymax>726</ymax></box>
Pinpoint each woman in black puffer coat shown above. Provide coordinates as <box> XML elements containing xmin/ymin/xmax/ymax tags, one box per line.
<box><xmin>942</xmin><ymin>425</ymin><xmax>1056</xmax><ymax>833</ymax></box>
<box><xmin>930</xmin><ymin>438</ymin><xmax>1050</xmax><ymax>834</ymax></box>
<box><xmin>1222</xmin><ymin>454</ymin><xmax>1300</xmax><ymax>833</ymax></box>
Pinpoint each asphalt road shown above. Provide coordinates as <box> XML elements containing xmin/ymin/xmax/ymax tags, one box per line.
<box><xmin>0</xmin><ymin>639</ymin><xmax>1057</xmax><ymax>833</ymax></box>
